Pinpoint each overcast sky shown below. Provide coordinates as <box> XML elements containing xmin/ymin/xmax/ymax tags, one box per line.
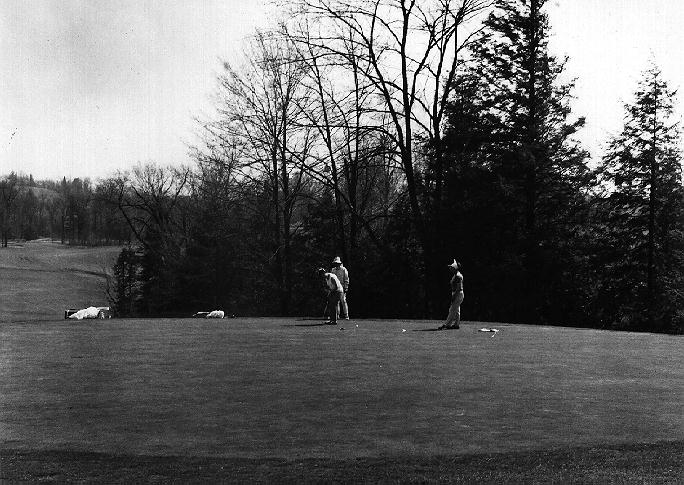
<box><xmin>1</xmin><ymin>0</ymin><xmax>683</xmax><ymax>180</ymax></box>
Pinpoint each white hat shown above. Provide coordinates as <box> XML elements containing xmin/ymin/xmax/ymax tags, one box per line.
<box><xmin>448</xmin><ymin>259</ymin><xmax>460</xmax><ymax>270</ymax></box>
<box><xmin>332</xmin><ymin>256</ymin><xmax>342</xmax><ymax>264</ymax></box>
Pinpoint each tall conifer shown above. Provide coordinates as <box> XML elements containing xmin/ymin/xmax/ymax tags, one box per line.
<box><xmin>597</xmin><ymin>63</ymin><xmax>684</xmax><ymax>332</ymax></box>
<box><xmin>442</xmin><ymin>0</ymin><xmax>593</xmax><ymax>324</ymax></box>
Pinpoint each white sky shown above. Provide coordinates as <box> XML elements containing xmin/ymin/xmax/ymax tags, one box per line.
<box><xmin>0</xmin><ymin>0</ymin><xmax>270</xmax><ymax>180</ymax></box>
<box><xmin>1</xmin><ymin>0</ymin><xmax>683</xmax><ymax>180</ymax></box>
<box><xmin>548</xmin><ymin>0</ymin><xmax>684</xmax><ymax>160</ymax></box>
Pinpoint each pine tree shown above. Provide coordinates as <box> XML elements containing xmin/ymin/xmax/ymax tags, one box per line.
<box><xmin>111</xmin><ymin>246</ymin><xmax>141</xmax><ymax>317</ymax></box>
<box><xmin>441</xmin><ymin>0</ymin><xmax>594</xmax><ymax>324</ymax></box>
<box><xmin>597</xmin><ymin>63</ymin><xmax>684</xmax><ymax>333</ymax></box>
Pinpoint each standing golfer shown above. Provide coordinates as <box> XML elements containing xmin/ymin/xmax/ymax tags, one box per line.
<box><xmin>330</xmin><ymin>256</ymin><xmax>350</xmax><ymax>320</ymax></box>
<box><xmin>319</xmin><ymin>267</ymin><xmax>343</xmax><ymax>325</ymax></box>
<box><xmin>440</xmin><ymin>259</ymin><xmax>464</xmax><ymax>330</ymax></box>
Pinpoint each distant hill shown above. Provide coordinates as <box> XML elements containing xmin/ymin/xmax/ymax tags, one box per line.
<box><xmin>0</xmin><ymin>240</ymin><xmax>121</xmax><ymax>322</ymax></box>
<box><xmin>27</xmin><ymin>186</ymin><xmax>60</xmax><ymax>201</ymax></box>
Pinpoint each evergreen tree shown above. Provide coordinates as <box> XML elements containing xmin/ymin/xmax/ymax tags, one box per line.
<box><xmin>441</xmin><ymin>0</ymin><xmax>594</xmax><ymax>324</ymax></box>
<box><xmin>0</xmin><ymin>173</ymin><xmax>19</xmax><ymax>247</ymax></box>
<box><xmin>111</xmin><ymin>245</ymin><xmax>142</xmax><ymax>316</ymax></box>
<box><xmin>596</xmin><ymin>63</ymin><xmax>684</xmax><ymax>333</ymax></box>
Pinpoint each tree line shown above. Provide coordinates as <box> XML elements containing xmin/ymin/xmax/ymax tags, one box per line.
<box><xmin>0</xmin><ymin>173</ymin><xmax>131</xmax><ymax>247</ymax></box>
<box><xmin>3</xmin><ymin>0</ymin><xmax>682</xmax><ymax>333</ymax></box>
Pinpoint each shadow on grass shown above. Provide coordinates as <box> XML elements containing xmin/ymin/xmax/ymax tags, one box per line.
<box><xmin>284</xmin><ymin>322</ymin><xmax>329</xmax><ymax>327</ymax></box>
<box><xmin>1</xmin><ymin>441</ymin><xmax>681</xmax><ymax>483</ymax></box>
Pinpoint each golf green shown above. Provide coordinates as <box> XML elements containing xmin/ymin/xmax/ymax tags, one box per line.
<box><xmin>0</xmin><ymin>318</ymin><xmax>681</xmax><ymax>460</ymax></box>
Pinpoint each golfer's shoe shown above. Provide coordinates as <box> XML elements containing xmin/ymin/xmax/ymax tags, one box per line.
<box><xmin>326</xmin><ymin>321</ymin><xmax>337</xmax><ymax>325</ymax></box>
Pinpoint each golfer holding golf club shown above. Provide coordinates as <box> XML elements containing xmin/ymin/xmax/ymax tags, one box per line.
<box><xmin>319</xmin><ymin>267</ymin><xmax>344</xmax><ymax>325</ymax></box>
<box><xmin>439</xmin><ymin>259</ymin><xmax>464</xmax><ymax>330</ymax></box>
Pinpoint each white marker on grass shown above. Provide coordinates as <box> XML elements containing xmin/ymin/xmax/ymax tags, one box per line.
<box><xmin>479</xmin><ymin>328</ymin><xmax>499</xmax><ymax>337</ymax></box>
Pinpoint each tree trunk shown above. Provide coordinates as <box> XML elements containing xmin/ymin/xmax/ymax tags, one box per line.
<box><xmin>523</xmin><ymin>0</ymin><xmax>541</xmax><ymax>323</ymax></box>
<box><xmin>312</xmin><ymin>52</ymin><xmax>348</xmax><ymax>262</ymax></box>
<box><xmin>280</xmin><ymin>119</ymin><xmax>293</xmax><ymax>316</ymax></box>
<box><xmin>647</xmin><ymin>84</ymin><xmax>658</xmax><ymax>329</ymax></box>
<box><xmin>271</xmin><ymin>144</ymin><xmax>285</xmax><ymax>315</ymax></box>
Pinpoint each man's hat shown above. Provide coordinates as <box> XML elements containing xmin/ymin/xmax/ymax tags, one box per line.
<box><xmin>448</xmin><ymin>259</ymin><xmax>460</xmax><ymax>270</ymax></box>
<box><xmin>332</xmin><ymin>256</ymin><xmax>342</xmax><ymax>264</ymax></box>
<box><xmin>317</xmin><ymin>267</ymin><xmax>326</xmax><ymax>274</ymax></box>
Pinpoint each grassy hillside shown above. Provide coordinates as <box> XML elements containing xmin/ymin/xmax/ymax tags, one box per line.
<box><xmin>0</xmin><ymin>240</ymin><xmax>121</xmax><ymax>322</ymax></box>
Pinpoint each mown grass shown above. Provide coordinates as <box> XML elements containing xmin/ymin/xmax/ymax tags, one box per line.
<box><xmin>0</xmin><ymin>240</ymin><xmax>119</xmax><ymax>322</ymax></box>
<box><xmin>1</xmin><ymin>441</ymin><xmax>682</xmax><ymax>483</ymax></box>
<box><xmin>0</xmin><ymin>317</ymin><xmax>682</xmax><ymax>482</ymax></box>
<box><xmin>1</xmin><ymin>242</ymin><xmax>682</xmax><ymax>482</ymax></box>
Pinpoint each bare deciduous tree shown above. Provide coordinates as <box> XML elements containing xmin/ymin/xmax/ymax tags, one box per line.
<box><xmin>111</xmin><ymin>164</ymin><xmax>192</xmax><ymax>257</ymax></box>
<box><xmin>285</xmin><ymin>0</ymin><xmax>492</xmax><ymax>311</ymax></box>
<box><xmin>291</xmin><ymin>22</ymin><xmax>403</xmax><ymax>261</ymax></box>
<box><xmin>201</xmin><ymin>31</ymin><xmax>314</xmax><ymax>315</ymax></box>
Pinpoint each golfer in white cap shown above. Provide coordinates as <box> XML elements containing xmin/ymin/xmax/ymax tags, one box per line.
<box><xmin>439</xmin><ymin>259</ymin><xmax>464</xmax><ymax>330</ymax></box>
<box><xmin>330</xmin><ymin>256</ymin><xmax>350</xmax><ymax>320</ymax></box>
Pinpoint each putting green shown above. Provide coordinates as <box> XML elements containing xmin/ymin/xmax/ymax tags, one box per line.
<box><xmin>0</xmin><ymin>318</ymin><xmax>681</xmax><ymax>459</ymax></box>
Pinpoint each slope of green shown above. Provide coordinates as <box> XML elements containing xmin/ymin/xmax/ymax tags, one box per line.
<box><xmin>0</xmin><ymin>240</ymin><xmax>121</xmax><ymax>322</ymax></box>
